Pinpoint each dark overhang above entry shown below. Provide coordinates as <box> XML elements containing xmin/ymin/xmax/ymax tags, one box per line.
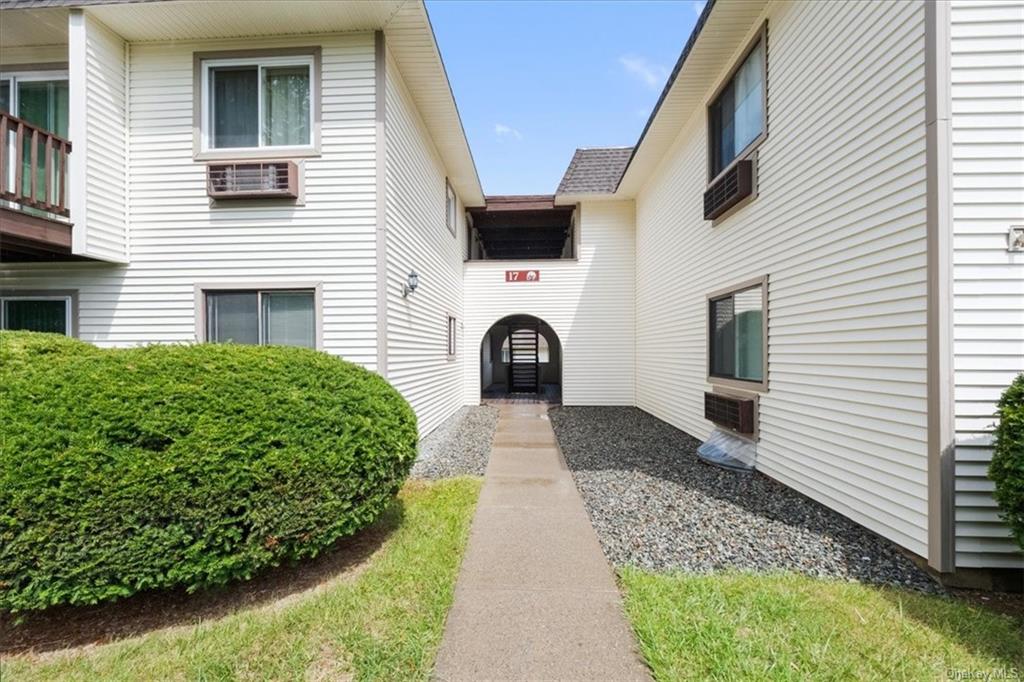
<box><xmin>468</xmin><ymin>195</ymin><xmax>574</xmax><ymax>260</ymax></box>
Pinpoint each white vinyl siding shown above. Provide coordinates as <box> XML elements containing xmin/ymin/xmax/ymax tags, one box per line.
<box><xmin>635</xmin><ymin>0</ymin><xmax>931</xmax><ymax>557</ymax></box>
<box><xmin>1</xmin><ymin>32</ymin><xmax>379</xmax><ymax>368</ymax></box>
<box><xmin>384</xmin><ymin>49</ymin><xmax>465</xmax><ymax>437</ymax></box>
<box><xmin>949</xmin><ymin>0</ymin><xmax>1024</xmax><ymax>569</ymax></box>
<box><xmin>69</xmin><ymin>10</ymin><xmax>128</xmax><ymax>262</ymax></box>
<box><xmin>463</xmin><ymin>201</ymin><xmax>635</xmax><ymax>407</ymax></box>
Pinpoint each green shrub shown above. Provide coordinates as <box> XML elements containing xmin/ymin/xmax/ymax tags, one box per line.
<box><xmin>990</xmin><ymin>373</ymin><xmax>1024</xmax><ymax>550</ymax></box>
<box><xmin>0</xmin><ymin>332</ymin><xmax>417</xmax><ymax>612</ymax></box>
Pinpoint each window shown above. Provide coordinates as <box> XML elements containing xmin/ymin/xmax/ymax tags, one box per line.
<box><xmin>205</xmin><ymin>289</ymin><xmax>316</xmax><ymax>348</ymax></box>
<box><xmin>501</xmin><ymin>334</ymin><xmax>550</xmax><ymax>363</ymax></box>
<box><xmin>1</xmin><ymin>295</ymin><xmax>72</xmax><ymax>336</ymax></box>
<box><xmin>708</xmin><ymin>280</ymin><xmax>765</xmax><ymax>387</ymax></box>
<box><xmin>447</xmin><ymin>315</ymin><xmax>457</xmax><ymax>357</ymax></box>
<box><xmin>708</xmin><ymin>29</ymin><xmax>766</xmax><ymax>179</ymax></box>
<box><xmin>201</xmin><ymin>55</ymin><xmax>313</xmax><ymax>152</ymax></box>
<box><xmin>446</xmin><ymin>180</ymin><xmax>457</xmax><ymax>236</ymax></box>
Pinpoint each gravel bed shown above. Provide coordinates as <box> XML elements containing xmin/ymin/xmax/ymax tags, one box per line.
<box><xmin>411</xmin><ymin>405</ymin><xmax>498</xmax><ymax>479</ymax></box>
<box><xmin>549</xmin><ymin>406</ymin><xmax>941</xmax><ymax>593</ymax></box>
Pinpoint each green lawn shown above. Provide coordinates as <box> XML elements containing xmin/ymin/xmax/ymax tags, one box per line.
<box><xmin>620</xmin><ymin>569</ymin><xmax>1024</xmax><ymax>681</ymax></box>
<box><xmin>1</xmin><ymin>478</ymin><xmax>480</xmax><ymax>682</ymax></box>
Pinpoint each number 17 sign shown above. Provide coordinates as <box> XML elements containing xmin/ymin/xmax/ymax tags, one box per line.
<box><xmin>505</xmin><ymin>270</ymin><xmax>540</xmax><ymax>282</ymax></box>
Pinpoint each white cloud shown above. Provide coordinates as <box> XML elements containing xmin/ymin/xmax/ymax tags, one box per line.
<box><xmin>494</xmin><ymin>123</ymin><xmax>523</xmax><ymax>140</ymax></box>
<box><xmin>619</xmin><ymin>55</ymin><xmax>669</xmax><ymax>91</ymax></box>
<box><xmin>692</xmin><ymin>0</ymin><xmax>707</xmax><ymax>15</ymax></box>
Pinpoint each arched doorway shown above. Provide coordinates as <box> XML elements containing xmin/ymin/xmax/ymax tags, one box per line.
<box><xmin>480</xmin><ymin>314</ymin><xmax>561</xmax><ymax>403</ymax></box>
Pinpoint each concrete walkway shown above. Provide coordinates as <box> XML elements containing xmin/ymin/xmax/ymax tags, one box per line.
<box><xmin>433</xmin><ymin>403</ymin><xmax>651</xmax><ymax>681</ymax></box>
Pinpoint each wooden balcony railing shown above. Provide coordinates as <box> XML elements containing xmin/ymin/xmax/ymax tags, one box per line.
<box><xmin>0</xmin><ymin>112</ymin><xmax>72</xmax><ymax>218</ymax></box>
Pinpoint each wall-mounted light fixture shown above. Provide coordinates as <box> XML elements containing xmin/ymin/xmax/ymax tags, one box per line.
<box><xmin>1009</xmin><ymin>226</ymin><xmax>1024</xmax><ymax>253</ymax></box>
<box><xmin>403</xmin><ymin>270</ymin><xmax>420</xmax><ymax>297</ymax></box>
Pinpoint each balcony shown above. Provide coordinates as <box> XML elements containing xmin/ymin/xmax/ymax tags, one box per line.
<box><xmin>467</xmin><ymin>196</ymin><xmax>576</xmax><ymax>260</ymax></box>
<box><xmin>0</xmin><ymin>111</ymin><xmax>73</xmax><ymax>261</ymax></box>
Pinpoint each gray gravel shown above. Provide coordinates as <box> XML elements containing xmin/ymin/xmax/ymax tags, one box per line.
<box><xmin>411</xmin><ymin>405</ymin><xmax>499</xmax><ymax>479</ymax></box>
<box><xmin>549</xmin><ymin>406</ymin><xmax>941</xmax><ymax>593</ymax></box>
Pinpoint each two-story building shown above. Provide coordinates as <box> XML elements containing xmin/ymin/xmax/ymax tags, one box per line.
<box><xmin>1</xmin><ymin>0</ymin><xmax>1021</xmax><ymax>587</ymax></box>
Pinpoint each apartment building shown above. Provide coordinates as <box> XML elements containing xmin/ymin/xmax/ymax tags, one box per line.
<box><xmin>1</xmin><ymin>0</ymin><xmax>1020</xmax><ymax>585</ymax></box>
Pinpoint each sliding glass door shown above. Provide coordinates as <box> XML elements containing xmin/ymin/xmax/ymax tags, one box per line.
<box><xmin>0</xmin><ymin>72</ymin><xmax>69</xmax><ymax>201</ymax></box>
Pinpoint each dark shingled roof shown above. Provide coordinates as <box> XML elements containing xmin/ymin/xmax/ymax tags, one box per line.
<box><xmin>556</xmin><ymin>146</ymin><xmax>633</xmax><ymax>195</ymax></box>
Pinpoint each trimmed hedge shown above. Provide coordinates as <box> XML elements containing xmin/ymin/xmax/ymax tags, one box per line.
<box><xmin>0</xmin><ymin>332</ymin><xmax>417</xmax><ymax>612</ymax></box>
<box><xmin>990</xmin><ymin>373</ymin><xmax>1024</xmax><ymax>550</ymax></box>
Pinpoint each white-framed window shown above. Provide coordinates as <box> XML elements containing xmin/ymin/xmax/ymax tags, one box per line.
<box><xmin>200</xmin><ymin>55</ymin><xmax>314</xmax><ymax>152</ymax></box>
<box><xmin>205</xmin><ymin>289</ymin><xmax>316</xmax><ymax>348</ymax></box>
<box><xmin>445</xmin><ymin>180</ymin><xmax>457</xmax><ymax>236</ymax></box>
<box><xmin>447</xmin><ymin>314</ymin><xmax>457</xmax><ymax>357</ymax></box>
<box><xmin>0</xmin><ymin>295</ymin><xmax>72</xmax><ymax>336</ymax></box>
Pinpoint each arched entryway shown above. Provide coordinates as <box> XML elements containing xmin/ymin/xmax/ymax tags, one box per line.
<box><xmin>480</xmin><ymin>314</ymin><xmax>561</xmax><ymax>403</ymax></box>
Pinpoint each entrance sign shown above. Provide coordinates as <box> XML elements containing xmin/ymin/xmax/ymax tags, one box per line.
<box><xmin>505</xmin><ymin>270</ymin><xmax>540</xmax><ymax>283</ymax></box>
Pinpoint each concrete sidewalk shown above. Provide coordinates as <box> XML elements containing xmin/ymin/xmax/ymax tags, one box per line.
<box><xmin>433</xmin><ymin>404</ymin><xmax>651</xmax><ymax>681</ymax></box>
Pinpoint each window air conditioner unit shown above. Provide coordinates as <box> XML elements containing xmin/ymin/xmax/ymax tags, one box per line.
<box><xmin>703</xmin><ymin>159</ymin><xmax>753</xmax><ymax>220</ymax></box>
<box><xmin>704</xmin><ymin>391</ymin><xmax>755</xmax><ymax>434</ymax></box>
<box><xmin>207</xmin><ymin>161</ymin><xmax>298</xmax><ymax>199</ymax></box>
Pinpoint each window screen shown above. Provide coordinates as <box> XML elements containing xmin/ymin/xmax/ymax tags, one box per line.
<box><xmin>210</xmin><ymin>66</ymin><xmax>259</xmax><ymax>149</ymax></box>
<box><xmin>263</xmin><ymin>291</ymin><xmax>315</xmax><ymax>348</ymax></box>
<box><xmin>206</xmin><ymin>291</ymin><xmax>259</xmax><ymax>345</ymax></box>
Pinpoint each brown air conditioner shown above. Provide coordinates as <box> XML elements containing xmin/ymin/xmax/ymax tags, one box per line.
<box><xmin>703</xmin><ymin>159</ymin><xmax>753</xmax><ymax>220</ymax></box>
<box><xmin>704</xmin><ymin>391</ymin><xmax>755</xmax><ymax>434</ymax></box>
<box><xmin>207</xmin><ymin>161</ymin><xmax>298</xmax><ymax>199</ymax></box>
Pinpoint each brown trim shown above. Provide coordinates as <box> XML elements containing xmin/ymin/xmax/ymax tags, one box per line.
<box><xmin>193</xmin><ymin>282</ymin><xmax>324</xmax><ymax>351</ymax></box>
<box><xmin>0</xmin><ymin>62</ymin><xmax>69</xmax><ymax>73</ymax></box>
<box><xmin>192</xmin><ymin>46</ymin><xmax>322</xmax><ymax>161</ymax></box>
<box><xmin>706</xmin><ymin>20</ymin><xmax>768</xmax><ymax>187</ymax></box>
<box><xmin>706</xmin><ymin>275</ymin><xmax>769</xmax><ymax>393</ymax></box>
<box><xmin>0</xmin><ymin>206</ymin><xmax>73</xmax><ymax>249</ymax></box>
<box><xmin>374</xmin><ymin>30</ymin><xmax>388</xmax><ymax>378</ymax></box>
<box><xmin>0</xmin><ymin>288</ymin><xmax>79</xmax><ymax>337</ymax></box>
<box><xmin>924</xmin><ymin>0</ymin><xmax>956</xmax><ymax>574</ymax></box>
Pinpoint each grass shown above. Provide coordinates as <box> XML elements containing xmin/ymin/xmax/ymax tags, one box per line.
<box><xmin>620</xmin><ymin>569</ymin><xmax>1024</xmax><ymax>681</ymax></box>
<box><xmin>1</xmin><ymin>478</ymin><xmax>481</xmax><ymax>682</ymax></box>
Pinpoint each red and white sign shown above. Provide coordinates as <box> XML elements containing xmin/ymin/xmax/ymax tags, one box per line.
<box><xmin>505</xmin><ymin>270</ymin><xmax>540</xmax><ymax>283</ymax></box>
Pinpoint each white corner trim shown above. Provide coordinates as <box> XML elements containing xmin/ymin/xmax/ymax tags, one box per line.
<box><xmin>68</xmin><ymin>9</ymin><xmax>88</xmax><ymax>256</ymax></box>
<box><xmin>925</xmin><ymin>0</ymin><xmax>956</xmax><ymax>574</ymax></box>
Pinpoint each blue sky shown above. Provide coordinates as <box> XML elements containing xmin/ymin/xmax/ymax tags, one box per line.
<box><xmin>426</xmin><ymin>0</ymin><xmax>705</xmax><ymax>196</ymax></box>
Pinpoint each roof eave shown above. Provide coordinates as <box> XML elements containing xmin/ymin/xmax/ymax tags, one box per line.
<box><xmin>615</xmin><ymin>0</ymin><xmax>767</xmax><ymax>197</ymax></box>
<box><xmin>553</xmin><ymin>192</ymin><xmax>625</xmax><ymax>205</ymax></box>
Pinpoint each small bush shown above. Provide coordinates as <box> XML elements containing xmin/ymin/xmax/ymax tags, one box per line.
<box><xmin>0</xmin><ymin>332</ymin><xmax>417</xmax><ymax>612</ymax></box>
<box><xmin>990</xmin><ymin>373</ymin><xmax>1024</xmax><ymax>550</ymax></box>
